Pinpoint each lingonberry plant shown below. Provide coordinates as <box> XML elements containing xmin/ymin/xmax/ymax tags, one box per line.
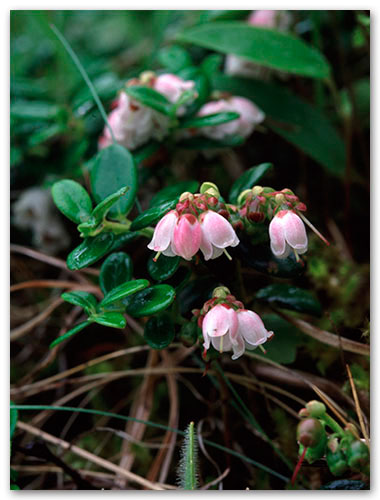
<box><xmin>11</xmin><ymin>9</ymin><xmax>369</xmax><ymax>491</ymax></box>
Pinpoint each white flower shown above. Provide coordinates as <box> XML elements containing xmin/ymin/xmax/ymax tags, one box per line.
<box><xmin>269</xmin><ymin>210</ymin><xmax>308</xmax><ymax>259</ymax></box>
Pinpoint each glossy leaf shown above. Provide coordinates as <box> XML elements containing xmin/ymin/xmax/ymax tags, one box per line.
<box><xmin>90</xmin><ymin>144</ymin><xmax>137</xmax><ymax>218</ymax></box>
<box><xmin>256</xmin><ymin>284</ymin><xmax>322</xmax><ymax>317</ymax></box>
<box><xmin>232</xmin><ymin>238</ymin><xmax>305</xmax><ymax>278</ymax></box>
<box><xmin>67</xmin><ymin>232</ymin><xmax>116</xmax><ymax>271</ymax></box>
<box><xmin>99</xmin><ymin>252</ymin><xmax>133</xmax><ymax>295</ymax></box>
<box><xmin>178</xmin><ymin>277</ymin><xmax>220</xmax><ymax>315</ymax></box>
<box><xmin>52</xmin><ymin>180</ymin><xmax>93</xmax><ymax>223</ymax></box>
<box><xmin>177</xmin><ymin>135</ymin><xmax>244</xmax><ymax>150</ymax></box>
<box><xmin>10</xmin><ymin>402</ymin><xmax>18</xmax><ymax>440</ymax></box>
<box><xmin>144</xmin><ymin>312</ymin><xmax>175</xmax><ymax>349</ymax></box>
<box><xmin>91</xmin><ymin>186</ymin><xmax>129</xmax><ymax>223</ymax></box>
<box><xmin>49</xmin><ymin>320</ymin><xmax>92</xmax><ymax>348</ymax></box>
<box><xmin>92</xmin><ymin>312</ymin><xmax>126</xmax><ymax>329</ymax></box>
<box><xmin>130</xmin><ymin>198</ymin><xmax>178</xmax><ymax>231</ymax></box>
<box><xmin>200</xmin><ymin>54</ymin><xmax>223</xmax><ymax>77</ymax></box>
<box><xmin>179</xmin><ymin>111</ymin><xmax>240</xmax><ymax>129</ymax></box>
<box><xmin>61</xmin><ymin>291</ymin><xmax>97</xmax><ymax>313</ymax></box>
<box><xmin>256</xmin><ymin>314</ymin><xmax>303</xmax><ymax>364</ymax></box>
<box><xmin>149</xmin><ymin>180</ymin><xmax>199</xmax><ymax>208</ymax></box>
<box><xmin>178</xmin><ymin>22</ymin><xmax>330</xmax><ymax>79</ymax></box>
<box><xmin>157</xmin><ymin>45</ymin><xmax>193</xmax><ymax>72</ymax></box>
<box><xmin>99</xmin><ymin>279</ymin><xmax>150</xmax><ymax>308</ymax></box>
<box><xmin>124</xmin><ymin>284</ymin><xmax>176</xmax><ymax>318</ymax></box>
<box><xmin>147</xmin><ymin>254</ymin><xmax>180</xmax><ymax>281</ymax></box>
<box><xmin>229</xmin><ymin>163</ymin><xmax>273</xmax><ymax>204</ymax></box>
<box><xmin>124</xmin><ymin>86</ymin><xmax>172</xmax><ymax>115</ymax></box>
<box><xmin>213</xmin><ymin>74</ymin><xmax>346</xmax><ymax>176</ymax></box>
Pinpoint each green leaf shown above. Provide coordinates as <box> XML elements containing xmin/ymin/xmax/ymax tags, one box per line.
<box><xmin>177</xmin><ymin>66</ymin><xmax>211</xmax><ymax>116</ymax></box>
<box><xmin>10</xmin><ymin>402</ymin><xmax>18</xmax><ymax>440</ymax></box>
<box><xmin>229</xmin><ymin>163</ymin><xmax>273</xmax><ymax>204</ymax></box>
<box><xmin>52</xmin><ymin>180</ymin><xmax>93</xmax><ymax>223</ymax></box>
<box><xmin>177</xmin><ymin>135</ymin><xmax>244</xmax><ymax>150</ymax></box>
<box><xmin>255</xmin><ymin>314</ymin><xmax>302</xmax><ymax>364</ymax></box>
<box><xmin>28</xmin><ymin>123</ymin><xmax>66</xmax><ymax>147</ymax></box>
<box><xmin>320</xmin><ymin>480</ymin><xmax>368</xmax><ymax>490</ymax></box>
<box><xmin>178</xmin><ymin>22</ymin><xmax>330</xmax><ymax>79</ymax></box>
<box><xmin>232</xmin><ymin>238</ymin><xmax>305</xmax><ymax>278</ymax></box>
<box><xmin>11</xmin><ymin>100</ymin><xmax>67</xmax><ymax>121</ymax></box>
<box><xmin>157</xmin><ymin>45</ymin><xmax>193</xmax><ymax>72</ymax></box>
<box><xmin>147</xmin><ymin>254</ymin><xmax>180</xmax><ymax>281</ymax></box>
<box><xmin>124</xmin><ymin>86</ymin><xmax>172</xmax><ymax>115</ymax></box>
<box><xmin>61</xmin><ymin>291</ymin><xmax>97</xmax><ymax>313</ymax></box>
<box><xmin>49</xmin><ymin>320</ymin><xmax>92</xmax><ymax>348</ymax></box>
<box><xmin>124</xmin><ymin>284</ymin><xmax>176</xmax><ymax>318</ymax></box>
<box><xmin>179</xmin><ymin>111</ymin><xmax>240</xmax><ymax>129</ymax></box>
<box><xmin>67</xmin><ymin>232</ymin><xmax>116</xmax><ymax>270</ymax></box>
<box><xmin>212</xmin><ymin>74</ymin><xmax>346</xmax><ymax>176</ymax></box>
<box><xmin>144</xmin><ymin>312</ymin><xmax>175</xmax><ymax>349</ymax></box>
<box><xmin>92</xmin><ymin>311</ymin><xmax>126</xmax><ymax>329</ymax></box>
<box><xmin>90</xmin><ymin>186</ymin><xmax>129</xmax><ymax>223</ymax></box>
<box><xmin>99</xmin><ymin>279</ymin><xmax>150</xmax><ymax>308</ymax></box>
<box><xmin>256</xmin><ymin>284</ymin><xmax>322</xmax><ymax>317</ymax></box>
<box><xmin>149</xmin><ymin>181</ymin><xmax>199</xmax><ymax>208</ymax></box>
<box><xmin>198</xmin><ymin>10</ymin><xmax>249</xmax><ymax>22</ymax></box>
<box><xmin>130</xmin><ymin>198</ymin><xmax>178</xmax><ymax>231</ymax></box>
<box><xmin>90</xmin><ymin>144</ymin><xmax>137</xmax><ymax>218</ymax></box>
<box><xmin>99</xmin><ymin>252</ymin><xmax>133</xmax><ymax>295</ymax></box>
<box><xmin>200</xmin><ymin>54</ymin><xmax>223</xmax><ymax>77</ymax></box>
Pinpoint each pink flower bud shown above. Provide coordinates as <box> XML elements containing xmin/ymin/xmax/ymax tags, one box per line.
<box><xmin>269</xmin><ymin>210</ymin><xmax>308</xmax><ymax>259</ymax></box>
<box><xmin>248</xmin><ymin>10</ymin><xmax>292</xmax><ymax>31</ymax></box>
<box><xmin>147</xmin><ymin>210</ymin><xmax>178</xmax><ymax>256</ymax></box>
<box><xmin>198</xmin><ymin>97</ymin><xmax>264</xmax><ymax>140</ymax></box>
<box><xmin>172</xmin><ymin>213</ymin><xmax>202</xmax><ymax>261</ymax></box>
<box><xmin>199</xmin><ymin>210</ymin><xmax>240</xmax><ymax>260</ymax></box>
<box><xmin>154</xmin><ymin>74</ymin><xmax>195</xmax><ymax>116</ymax></box>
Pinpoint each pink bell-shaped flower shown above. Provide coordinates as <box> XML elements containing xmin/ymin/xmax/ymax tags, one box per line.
<box><xmin>147</xmin><ymin>210</ymin><xmax>178</xmax><ymax>257</ymax></box>
<box><xmin>172</xmin><ymin>214</ymin><xmax>202</xmax><ymax>261</ymax></box>
<box><xmin>154</xmin><ymin>74</ymin><xmax>195</xmax><ymax>116</ymax></box>
<box><xmin>199</xmin><ymin>211</ymin><xmax>240</xmax><ymax>260</ymax></box>
<box><xmin>269</xmin><ymin>210</ymin><xmax>308</xmax><ymax>259</ymax></box>
<box><xmin>236</xmin><ymin>309</ymin><xmax>274</xmax><ymax>349</ymax></box>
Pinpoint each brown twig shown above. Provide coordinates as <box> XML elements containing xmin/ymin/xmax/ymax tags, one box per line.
<box><xmin>17</xmin><ymin>421</ymin><xmax>164</xmax><ymax>490</ymax></box>
<box><xmin>346</xmin><ymin>364</ymin><xmax>370</xmax><ymax>448</ymax></box>
<box><xmin>10</xmin><ymin>280</ymin><xmax>100</xmax><ymax>294</ymax></box>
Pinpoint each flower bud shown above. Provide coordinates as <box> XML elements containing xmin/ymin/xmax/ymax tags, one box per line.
<box><xmin>297</xmin><ymin>418</ymin><xmax>325</xmax><ymax>448</ymax></box>
<box><xmin>275</xmin><ymin>193</ymin><xmax>286</xmax><ymax>204</ymax></box>
<box><xmin>179</xmin><ymin>191</ymin><xmax>194</xmax><ymax>202</ymax></box>
<box><xmin>298</xmin><ymin>408</ymin><xmax>309</xmax><ymax>418</ymax></box>
<box><xmin>212</xmin><ymin>286</ymin><xmax>231</xmax><ymax>300</ymax></box>
<box><xmin>200</xmin><ymin>182</ymin><xmax>220</xmax><ymax>198</ymax></box>
<box><xmin>305</xmin><ymin>400</ymin><xmax>326</xmax><ymax>418</ymax></box>
<box><xmin>251</xmin><ymin>185</ymin><xmax>264</xmax><ymax>196</ymax></box>
<box><xmin>326</xmin><ymin>438</ymin><xmax>348</xmax><ymax>476</ymax></box>
<box><xmin>237</xmin><ymin>189</ymin><xmax>253</xmax><ymax>206</ymax></box>
<box><xmin>346</xmin><ymin>440</ymin><xmax>370</xmax><ymax>472</ymax></box>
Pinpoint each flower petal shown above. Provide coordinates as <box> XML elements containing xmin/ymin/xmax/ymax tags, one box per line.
<box><xmin>172</xmin><ymin>214</ymin><xmax>202</xmax><ymax>260</ymax></box>
<box><xmin>269</xmin><ymin>214</ymin><xmax>286</xmax><ymax>257</ymax></box>
<box><xmin>283</xmin><ymin>212</ymin><xmax>308</xmax><ymax>251</ymax></box>
<box><xmin>237</xmin><ymin>309</ymin><xmax>270</xmax><ymax>346</ymax></box>
<box><xmin>201</xmin><ymin>211</ymin><xmax>239</xmax><ymax>249</ymax></box>
<box><xmin>147</xmin><ymin>210</ymin><xmax>178</xmax><ymax>252</ymax></box>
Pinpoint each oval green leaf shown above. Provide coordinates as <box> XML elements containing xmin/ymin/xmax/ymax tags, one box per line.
<box><xmin>99</xmin><ymin>279</ymin><xmax>150</xmax><ymax>308</ymax></box>
<box><xmin>92</xmin><ymin>312</ymin><xmax>126</xmax><ymax>329</ymax></box>
<box><xmin>144</xmin><ymin>312</ymin><xmax>175</xmax><ymax>349</ymax></box>
<box><xmin>124</xmin><ymin>86</ymin><xmax>172</xmax><ymax>115</ymax></box>
<box><xmin>149</xmin><ymin>180</ymin><xmax>199</xmax><ymax>208</ymax></box>
<box><xmin>256</xmin><ymin>284</ymin><xmax>322</xmax><ymax>317</ymax></box>
<box><xmin>49</xmin><ymin>320</ymin><xmax>92</xmax><ymax>348</ymax></box>
<box><xmin>99</xmin><ymin>252</ymin><xmax>133</xmax><ymax>295</ymax></box>
<box><xmin>124</xmin><ymin>284</ymin><xmax>176</xmax><ymax>318</ymax></box>
<box><xmin>178</xmin><ymin>22</ymin><xmax>330</xmax><ymax>79</ymax></box>
<box><xmin>90</xmin><ymin>144</ymin><xmax>137</xmax><ymax>218</ymax></box>
<box><xmin>61</xmin><ymin>291</ymin><xmax>97</xmax><ymax>313</ymax></box>
<box><xmin>158</xmin><ymin>45</ymin><xmax>193</xmax><ymax>73</ymax></box>
<box><xmin>130</xmin><ymin>198</ymin><xmax>178</xmax><ymax>231</ymax></box>
<box><xmin>91</xmin><ymin>186</ymin><xmax>129</xmax><ymax>223</ymax></box>
<box><xmin>229</xmin><ymin>163</ymin><xmax>273</xmax><ymax>204</ymax></box>
<box><xmin>52</xmin><ymin>180</ymin><xmax>93</xmax><ymax>223</ymax></box>
<box><xmin>147</xmin><ymin>254</ymin><xmax>180</xmax><ymax>282</ymax></box>
<box><xmin>67</xmin><ymin>232</ymin><xmax>116</xmax><ymax>271</ymax></box>
<box><xmin>179</xmin><ymin>111</ymin><xmax>240</xmax><ymax>129</ymax></box>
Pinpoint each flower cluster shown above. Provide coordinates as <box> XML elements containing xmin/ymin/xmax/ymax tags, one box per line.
<box><xmin>197</xmin><ymin>96</ymin><xmax>265</xmax><ymax>140</ymax></box>
<box><xmin>148</xmin><ymin>184</ymin><xmax>239</xmax><ymax>261</ymax></box>
<box><xmin>193</xmin><ymin>287</ymin><xmax>273</xmax><ymax>360</ymax></box>
<box><xmin>99</xmin><ymin>70</ymin><xmax>264</xmax><ymax>151</ymax></box>
<box><xmin>225</xmin><ymin>10</ymin><xmax>292</xmax><ymax>80</ymax></box>
<box><xmin>99</xmin><ymin>73</ymin><xmax>196</xmax><ymax>150</ymax></box>
<box><xmin>236</xmin><ymin>186</ymin><xmax>329</xmax><ymax>260</ymax></box>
